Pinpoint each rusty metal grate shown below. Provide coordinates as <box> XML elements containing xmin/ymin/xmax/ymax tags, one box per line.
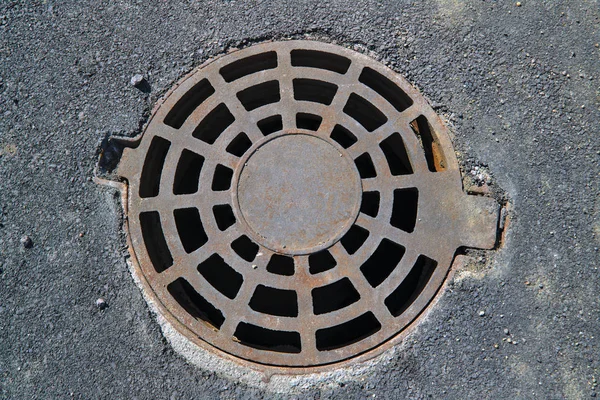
<box><xmin>110</xmin><ymin>41</ymin><xmax>499</xmax><ymax>370</ymax></box>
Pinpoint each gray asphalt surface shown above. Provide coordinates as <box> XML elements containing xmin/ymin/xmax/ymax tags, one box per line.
<box><xmin>1</xmin><ymin>0</ymin><xmax>599</xmax><ymax>399</ymax></box>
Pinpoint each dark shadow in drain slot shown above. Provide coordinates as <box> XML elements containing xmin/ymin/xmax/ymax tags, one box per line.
<box><xmin>330</xmin><ymin>124</ymin><xmax>357</xmax><ymax>149</ymax></box>
<box><xmin>360</xmin><ymin>191</ymin><xmax>380</xmax><ymax>218</ymax></box>
<box><xmin>293</xmin><ymin>79</ymin><xmax>338</xmax><ymax>105</ymax></box>
<box><xmin>340</xmin><ymin>225</ymin><xmax>370</xmax><ymax>255</ymax></box>
<box><xmin>174</xmin><ymin>207</ymin><xmax>208</xmax><ymax>253</ymax></box>
<box><xmin>312</xmin><ymin>278</ymin><xmax>360</xmax><ymax>315</ymax></box>
<box><xmin>234</xmin><ymin>322</ymin><xmax>301</xmax><ymax>354</ymax></box>
<box><xmin>226</xmin><ymin>132</ymin><xmax>253</xmax><ymax>157</ymax></box>
<box><xmin>257</xmin><ymin>115</ymin><xmax>283</xmax><ymax>135</ymax></box>
<box><xmin>266</xmin><ymin>254</ymin><xmax>295</xmax><ymax>276</ymax></box>
<box><xmin>290</xmin><ymin>49</ymin><xmax>351</xmax><ymax>74</ymax></box>
<box><xmin>139</xmin><ymin>136</ymin><xmax>170</xmax><ymax>198</ymax></box>
<box><xmin>360</xmin><ymin>238</ymin><xmax>406</xmax><ymax>288</ymax></box>
<box><xmin>343</xmin><ymin>93</ymin><xmax>388</xmax><ymax>132</ymax></box>
<box><xmin>167</xmin><ymin>278</ymin><xmax>225</xmax><ymax>330</ymax></box>
<box><xmin>391</xmin><ymin>188</ymin><xmax>418</xmax><ymax>233</ymax></box>
<box><xmin>231</xmin><ymin>235</ymin><xmax>259</xmax><ymax>262</ymax></box>
<box><xmin>410</xmin><ymin>115</ymin><xmax>447</xmax><ymax>172</ymax></box>
<box><xmin>354</xmin><ymin>153</ymin><xmax>377</xmax><ymax>179</ymax></box>
<box><xmin>197</xmin><ymin>254</ymin><xmax>243</xmax><ymax>299</ymax></box>
<box><xmin>139</xmin><ymin>211</ymin><xmax>173</xmax><ymax>273</ymax></box>
<box><xmin>308</xmin><ymin>250</ymin><xmax>337</xmax><ymax>274</ymax></box>
<box><xmin>164</xmin><ymin>79</ymin><xmax>215</xmax><ymax>129</ymax></box>
<box><xmin>359</xmin><ymin>67</ymin><xmax>413</xmax><ymax>112</ymax></box>
<box><xmin>296</xmin><ymin>113</ymin><xmax>323</xmax><ymax>131</ymax></box>
<box><xmin>173</xmin><ymin>149</ymin><xmax>204</xmax><ymax>194</ymax></box>
<box><xmin>379</xmin><ymin>133</ymin><xmax>413</xmax><ymax>176</ymax></box>
<box><xmin>220</xmin><ymin>51</ymin><xmax>278</xmax><ymax>83</ymax></box>
<box><xmin>315</xmin><ymin>311</ymin><xmax>381</xmax><ymax>351</ymax></box>
<box><xmin>237</xmin><ymin>80</ymin><xmax>281</xmax><ymax>111</ymax></box>
<box><xmin>384</xmin><ymin>255</ymin><xmax>437</xmax><ymax>317</ymax></box>
<box><xmin>192</xmin><ymin>103</ymin><xmax>235</xmax><ymax>144</ymax></box>
<box><xmin>211</xmin><ymin>164</ymin><xmax>233</xmax><ymax>191</ymax></box>
<box><xmin>213</xmin><ymin>204</ymin><xmax>236</xmax><ymax>231</ymax></box>
<box><xmin>249</xmin><ymin>285</ymin><xmax>298</xmax><ymax>317</ymax></box>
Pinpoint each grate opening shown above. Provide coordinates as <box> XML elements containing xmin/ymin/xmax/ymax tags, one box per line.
<box><xmin>257</xmin><ymin>115</ymin><xmax>283</xmax><ymax>135</ymax></box>
<box><xmin>231</xmin><ymin>235</ymin><xmax>259</xmax><ymax>262</ymax></box>
<box><xmin>391</xmin><ymin>188</ymin><xmax>419</xmax><ymax>233</ymax></box>
<box><xmin>293</xmin><ymin>79</ymin><xmax>338</xmax><ymax>105</ymax></box>
<box><xmin>266</xmin><ymin>254</ymin><xmax>295</xmax><ymax>276</ymax></box>
<box><xmin>343</xmin><ymin>93</ymin><xmax>388</xmax><ymax>132</ymax></box>
<box><xmin>249</xmin><ymin>285</ymin><xmax>299</xmax><ymax>317</ymax></box>
<box><xmin>220</xmin><ymin>51</ymin><xmax>278</xmax><ymax>83</ymax></box>
<box><xmin>296</xmin><ymin>113</ymin><xmax>322</xmax><ymax>131</ymax></box>
<box><xmin>226</xmin><ymin>132</ymin><xmax>253</xmax><ymax>157</ymax></box>
<box><xmin>360</xmin><ymin>239</ymin><xmax>406</xmax><ymax>287</ymax></box>
<box><xmin>211</xmin><ymin>164</ymin><xmax>233</xmax><ymax>191</ymax></box>
<box><xmin>410</xmin><ymin>115</ymin><xmax>447</xmax><ymax>172</ymax></box>
<box><xmin>308</xmin><ymin>250</ymin><xmax>337</xmax><ymax>274</ymax></box>
<box><xmin>197</xmin><ymin>254</ymin><xmax>243</xmax><ymax>299</ymax></box>
<box><xmin>167</xmin><ymin>278</ymin><xmax>225</xmax><ymax>330</ymax></box>
<box><xmin>173</xmin><ymin>149</ymin><xmax>204</xmax><ymax>195</ymax></box>
<box><xmin>330</xmin><ymin>124</ymin><xmax>357</xmax><ymax>149</ymax></box>
<box><xmin>164</xmin><ymin>79</ymin><xmax>215</xmax><ymax>129</ymax></box>
<box><xmin>385</xmin><ymin>255</ymin><xmax>437</xmax><ymax>317</ymax></box>
<box><xmin>312</xmin><ymin>278</ymin><xmax>360</xmax><ymax>315</ymax></box>
<box><xmin>379</xmin><ymin>133</ymin><xmax>413</xmax><ymax>176</ymax></box>
<box><xmin>212</xmin><ymin>204</ymin><xmax>236</xmax><ymax>231</ymax></box>
<box><xmin>139</xmin><ymin>136</ymin><xmax>170</xmax><ymax>198</ymax></box>
<box><xmin>316</xmin><ymin>312</ymin><xmax>381</xmax><ymax>351</ymax></box>
<box><xmin>139</xmin><ymin>211</ymin><xmax>173</xmax><ymax>273</ymax></box>
<box><xmin>359</xmin><ymin>67</ymin><xmax>413</xmax><ymax>112</ymax></box>
<box><xmin>340</xmin><ymin>225</ymin><xmax>370</xmax><ymax>255</ymax></box>
<box><xmin>174</xmin><ymin>208</ymin><xmax>208</xmax><ymax>253</ymax></box>
<box><xmin>290</xmin><ymin>49</ymin><xmax>351</xmax><ymax>74</ymax></box>
<box><xmin>237</xmin><ymin>80</ymin><xmax>280</xmax><ymax>111</ymax></box>
<box><xmin>354</xmin><ymin>153</ymin><xmax>377</xmax><ymax>179</ymax></box>
<box><xmin>234</xmin><ymin>322</ymin><xmax>301</xmax><ymax>354</ymax></box>
<box><xmin>192</xmin><ymin>103</ymin><xmax>235</xmax><ymax>144</ymax></box>
<box><xmin>360</xmin><ymin>191</ymin><xmax>380</xmax><ymax>218</ymax></box>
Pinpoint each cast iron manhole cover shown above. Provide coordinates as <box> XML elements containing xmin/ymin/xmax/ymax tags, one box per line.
<box><xmin>110</xmin><ymin>41</ymin><xmax>499</xmax><ymax>370</ymax></box>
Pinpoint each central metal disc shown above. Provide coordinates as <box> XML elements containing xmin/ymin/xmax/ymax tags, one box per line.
<box><xmin>235</xmin><ymin>133</ymin><xmax>362</xmax><ymax>254</ymax></box>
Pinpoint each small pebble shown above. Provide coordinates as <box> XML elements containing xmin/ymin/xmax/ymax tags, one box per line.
<box><xmin>516</xmin><ymin>1</ymin><xmax>521</xmax><ymax>6</ymax></box>
<box><xmin>96</xmin><ymin>298</ymin><xmax>108</xmax><ymax>310</ymax></box>
<box><xmin>21</xmin><ymin>235</ymin><xmax>33</xmax><ymax>249</ymax></box>
<box><xmin>479</xmin><ymin>310</ymin><xmax>486</xmax><ymax>317</ymax></box>
<box><xmin>504</xmin><ymin>328</ymin><xmax>510</xmax><ymax>335</ymax></box>
<box><xmin>130</xmin><ymin>74</ymin><xmax>145</xmax><ymax>87</ymax></box>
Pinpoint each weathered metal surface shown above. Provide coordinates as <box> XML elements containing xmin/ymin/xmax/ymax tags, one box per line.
<box><xmin>110</xmin><ymin>41</ymin><xmax>500</xmax><ymax>370</ymax></box>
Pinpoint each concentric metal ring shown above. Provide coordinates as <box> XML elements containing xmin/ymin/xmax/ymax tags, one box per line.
<box><xmin>114</xmin><ymin>41</ymin><xmax>499</xmax><ymax>369</ymax></box>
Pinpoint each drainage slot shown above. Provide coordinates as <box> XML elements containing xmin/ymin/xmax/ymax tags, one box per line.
<box><xmin>359</xmin><ymin>67</ymin><xmax>413</xmax><ymax>112</ymax></box>
<box><xmin>340</xmin><ymin>225</ymin><xmax>370</xmax><ymax>255</ymax></box>
<box><xmin>293</xmin><ymin>79</ymin><xmax>337</xmax><ymax>105</ymax></box>
<box><xmin>360</xmin><ymin>191</ymin><xmax>380</xmax><ymax>218</ymax></box>
<box><xmin>139</xmin><ymin>136</ymin><xmax>170</xmax><ymax>198</ymax></box>
<box><xmin>164</xmin><ymin>79</ymin><xmax>215</xmax><ymax>129</ymax></box>
<box><xmin>211</xmin><ymin>164</ymin><xmax>233</xmax><ymax>191</ymax></box>
<box><xmin>296</xmin><ymin>113</ymin><xmax>323</xmax><ymax>131</ymax></box>
<box><xmin>391</xmin><ymin>188</ymin><xmax>418</xmax><ymax>233</ymax></box>
<box><xmin>379</xmin><ymin>133</ymin><xmax>413</xmax><ymax>176</ymax></box>
<box><xmin>173</xmin><ymin>149</ymin><xmax>204</xmax><ymax>195</ymax></box>
<box><xmin>139</xmin><ymin>211</ymin><xmax>173</xmax><ymax>273</ymax></box>
<box><xmin>237</xmin><ymin>80</ymin><xmax>280</xmax><ymax>111</ymax></box>
<box><xmin>257</xmin><ymin>115</ymin><xmax>283</xmax><ymax>136</ymax></box>
<box><xmin>220</xmin><ymin>51</ymin><xmax>278</xmax><ymax>83</ymax></box>
<box><xmin>290</xmin><ymin>49</ymin><xmax>351</xmax><ymax>74</ymax></box>
<box><xmin>330</xmin><ymin>124</ymin><xmax>357</xmax><ymax>149</ymax></box>
<box><xmin>385</xmin><ymin>255</ymin><xmax>437</xmax><ymax>317</ymax></box>
<box><xmin>234</xmin><ymin>322</ymin><xmax>301</xmax><ymax>354</ymax></box>
<box><xmin>226</xmin><ymin>132</ymin><xmax>253</xmax><ymax>157</ymax></box>
<box><xmin>249</xmin><ymin>285</ymin><xmax>298</xmax><ymax>317</ymax></box>
<box><xmin>316</xmin><ymin>312</ymin><xmax>381</xmax><ymax>351</ymax></box>
<box><xmin>192</xmin><ymin>103</ymin><xmax>235</xmax><ymax>144</ymax></box>
<box><xmin>360</xmin><ymin>239</ymin><xmax>406</xmax><ymax>287</ymax></box>
<box><xmin>173</xmin><ymin>208</ymin><xmax>208</xmax><ymax>254</ymax></box>
<box><xmin>231</xmin><ymin>235</ymin><xmax>259</xmax><ymax>262</ymax></box>
<box><xmin>312</xmin><ymin>278</ymin><xmax>360</xmax><ymax>315</ymax></box>
<box><xmin>167</xmin><ymin>278</ymin><xmax>225</xmax><ymax>330</ymax></box>
<box><xmin>410</xmin><ymin>115</ymin><xmax>446</xmax><ymax>172</ymax></box>
<box><xmin>308</xmin><ymin>250</ymin><xmax>337</xmax><ymax>274</ymax></box>
<box><xmin>266</xmin><ymin>254</ymin><xmax>295</xmax><ymax>276</ymax></box>
<box><xmin>354</xmin><ymin>153</ymin><xmax>377</xmax><ymax>179</ymax></box>
<box><xmin>343</xmin><ymin>93</ymin><xmax>388</xmax><ymax>132</ymax></box>
<box><xmin>213</xmin><ymin>204</ymin><xmax>236</xmax><ymax>231</ymax></box>
<box><xmin>197</xmin><ymin>254</ymin><xmax>243</xmax><ymax>299</ymax></box>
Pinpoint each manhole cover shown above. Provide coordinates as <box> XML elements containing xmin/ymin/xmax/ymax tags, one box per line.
<box><xmin>109</xmin><ymin>41</ymin><xmax>500</xmax><ymax>370</ymax></box>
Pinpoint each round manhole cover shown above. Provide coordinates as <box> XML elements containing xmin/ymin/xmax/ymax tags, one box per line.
<box><xmin>111</xmin><ymin>41</ymin><xmax>500</xmax><ymax>370</ymax></box>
